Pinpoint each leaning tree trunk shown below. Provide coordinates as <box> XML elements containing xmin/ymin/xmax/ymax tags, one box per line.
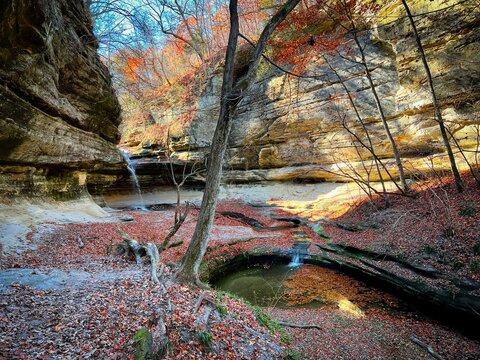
<box><xmin>175</xmin><ymin>0</ymin><xmax>240</xmax><ymax>286</ymax></box>
<box><xmin>176</xmin><ymin>0</ymin><xmax>301</xmax><ymax>285</ymax></box>
<box><xmin>400</xmin><ymin>0</ymin><xmax>464</xmax><ymax>192</ymax></box>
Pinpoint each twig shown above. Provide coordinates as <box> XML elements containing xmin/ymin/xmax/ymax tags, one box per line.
<box><xmin>410</xmin><ymin>335</ymin><xmax>445</xmax><ymax>360</ymax></box>
<box><xmin>77</xmin><ymin>236</ymin><xmax>85</xmax><ymax>248</ymax></box>
<box><xmin>163</xmin><ymin>239</ymin><xmax>184</xmax><ymax>250</ymax></box>
<box><xmin>277</xmin><ymin>321</ymin><xmax>322</xmax><ymax>330</ymax></box>
<box><xmin>391</xmin><ymin>210</ymin><xmax>411</xmax><ymax>228</ymax></box>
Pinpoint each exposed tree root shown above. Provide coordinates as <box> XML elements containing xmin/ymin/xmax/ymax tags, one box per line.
<box><xmin>117</xmin><ymin>226</ymin><xmax>161</xmax><ymax>284</ymax></box>
<box><xmin>164</xmin><ymin>239</ymin><xmax>184</xmax><ymax>250</ymax></box>
<box><xmin>194</xmin><ymin>291</ymin><xmax>210</xmax><ymax>313</ymax></box>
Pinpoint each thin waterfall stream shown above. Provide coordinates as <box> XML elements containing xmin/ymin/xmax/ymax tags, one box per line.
<box><xmin>288</xmin><ymin>249</ymin><xmax>302</xmax><ymax>267</ymax></box>
<box><xmin>120</xmin><ymin>149</ymin><xmax>147</xmax><ymax>210</ymax></box>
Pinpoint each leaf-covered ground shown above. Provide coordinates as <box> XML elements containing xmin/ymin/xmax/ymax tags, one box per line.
<box><xmin>320</xmin><ymin>174</ymin><xmax>480</xmax><ymax>284</ymax></box>
<box><xmin>1</xmin><ymin>173</ymin><xmax>480</xmax><ymax>359</ymax></box>
<box><xmin>0</xmin><ymin>208</ymin><xmax>285</xmax><ymax>359</ymax></box>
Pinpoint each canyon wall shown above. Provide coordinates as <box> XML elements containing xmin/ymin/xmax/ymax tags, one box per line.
<box><xmin>125</xmin><ymin>0</ymin><xmax>479</xmax><ymax>186</ymax></box>
<box><xmin>0</xmin><ymin>0</ymin><xmax>124</xmax><ymax>199</ymax></box>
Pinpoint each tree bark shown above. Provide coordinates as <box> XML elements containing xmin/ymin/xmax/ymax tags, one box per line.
<box><xmin>400</xmin><ymin>0</ymin><xmax>464</xmax><ymax>192</ymax></box>
<box><xmin>176</xmin><ymin>0</ymin><xmax>301</xmax><ymax>285</ymax></box>
<box><xmin>175</xmin><ymin>0</ymin><xmax>240</xmax><ymax>286</ymax></box>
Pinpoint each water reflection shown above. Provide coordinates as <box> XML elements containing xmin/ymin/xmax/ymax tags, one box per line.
<box><xmin>214</xmin><ymin>263</ymin><xmax>402</xmax><ymax>319</ymax></box>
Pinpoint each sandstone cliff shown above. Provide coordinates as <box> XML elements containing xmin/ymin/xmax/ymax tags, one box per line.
<box><xmin>0</xmin><ymin>0</ymin><xmax>124</xmax><ymax>198</ymax></box>
<box><xmin>124</xmin><ymin>0</ymin><xmax>479</xmax><ymax>186</ymax></box>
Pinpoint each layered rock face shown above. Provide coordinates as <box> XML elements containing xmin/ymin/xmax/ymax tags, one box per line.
<box><xmin>0</xmin><ymin>0</ymin><xmax>124</xmax><ymax>198</ymax></box>
<box><xmin>128</xmin><ymin>1</ymin><xmax>479</xmax><ymax>185</ymax></box>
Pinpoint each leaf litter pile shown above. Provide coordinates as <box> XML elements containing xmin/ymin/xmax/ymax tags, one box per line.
<box><xmin>1</xmin><ymin>173</ymin><xmax>480</xmax><ymax>359</ymax></box>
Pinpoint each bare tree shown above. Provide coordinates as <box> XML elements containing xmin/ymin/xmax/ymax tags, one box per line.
<box><xmin>176</xmin><ymin>0</ymin><xmax>301</xmax><ymax>286</ymax></box>
<box><xmin>400</xmin><ymin>0</ymin><xmax>464</xmax><ymax>192</ymax></box>
<box><xmin>320</xmin><ymin>0</ymin><xmax>408</xmax><ymax>192</ymax></box>
<box><xmin>159</xmin><ymin>130</ymin><xmax>205</xmax><ymax>250</ymax></box>
<box><xmin>322</xmin><ymin>55</ymin><xmax>407</xmax><ymax>196</ymax></box>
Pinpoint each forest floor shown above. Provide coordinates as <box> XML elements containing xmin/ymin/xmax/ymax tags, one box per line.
<box><xmin>1</xmin><ymin>173</ymin><xmax>479</xmax><ymax>359</ymax></box>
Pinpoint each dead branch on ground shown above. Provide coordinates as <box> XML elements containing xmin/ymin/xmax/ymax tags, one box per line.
<box><xmin>410</xmin><ymin>335</ymin><xmax>445</xmax><ymax>360</ymax></box>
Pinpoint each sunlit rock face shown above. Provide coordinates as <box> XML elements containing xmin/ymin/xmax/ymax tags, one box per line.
<box><xmin>131</xmin><ymin>1</ymin><xmax>479</xmax><ymax>184</ymax></box>
<box><xmin>0</xmin><ymin>0</ymin><xmax>124</xmax><ymax>198</ymax></box>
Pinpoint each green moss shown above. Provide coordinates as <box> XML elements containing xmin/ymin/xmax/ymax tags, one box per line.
<box><xmin>423</xmin><ymin>246</ymin><xmax>437</xmax><ymax>255</ymax></box>
<box><xmin>133</xmin><ymin>328</ymin><xmax>153</xmax><ymax>360</ymax></box>
<box><xmin>212</xmin><ymin>293</ymin><xmax>229</xmax><ymax>317</ymax></box>
<box><xmin>471</xmin><ymin>262</ymin><xmax>480</xmax><ymax>272</ymax></box>
<box><xmin>216</xmin><ymin>291</ymin><xmax>291</xmax><ymax>344</ymax></box>
<box><xmin>197</xmin><ymin>331</ymin><xmax>213</xmax><ymax>349</ymax></box>
<box><xmin>312</xmin><ymin>223</ymin><xmax>330</xmax><ymax>240</ymax></box>
<box><xmin>284</xmin><ymin>349</ymin><xmax>303</xmax><ymax>360</ymax></box>
<box><xmin>256</xmin><ymin>57</ymin><xmax>271</xmax><ymax>80</ymax></box>
<box><xmin>218</xmin><ymin>290</ymin><xmax>249</xmax><ymax>304</ymax></box>
<box><xmin>334</xmin><ymin>221</ymin><xmax>364</xmax><ymax>232</ymax></box>
<box><xmin>474</xmin><ymin>241</ymin><xmax>480</xmax><ymax>256</ymax></box>
<box><xmin>253</xmin><ymin>306</ymin><xmax>291</xmax><ymax>344</ymax></box>
<box><xmin>460</xmin><ymin>202</ymin><xmax>477</xmax><ymax>217</ymax></box>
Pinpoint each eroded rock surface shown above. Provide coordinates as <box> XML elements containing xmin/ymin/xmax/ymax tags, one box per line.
<box><xmin>125</xmin><ymin>1</ymin><xmax>480</xmax><ymax>185</ymax></box>
<box><xmin>0</xmin><ymin>0</ymin><xmax>124</xmax><ymax>198</ymax></box>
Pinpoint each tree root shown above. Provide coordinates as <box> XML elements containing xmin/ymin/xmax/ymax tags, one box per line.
<box><xmin>194</xmin><ymin>291</ymin><xmax>209</xmax><ymax>313</ymax></box>
<box><xmin>117</xmin><ymin>225</ymin><xmax>160</xmax><ymax>284</ymax></box>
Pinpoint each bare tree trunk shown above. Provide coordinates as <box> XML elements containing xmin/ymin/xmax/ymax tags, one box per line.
<box><xmin>176</xmin><ymin>0</ymin><xmax>240</xmax><ymax>286</ymax></box>
<box><xmin>351</xmin><ymin>32</ymin><xmax>408</xmax><ymax>192</ymax></box>
<box><xmin>400</xmin><ymin>0</ymin><xmax>464</xmax><ymax>192</ymax></box>
<box><xmin>176</xmin><ymin>0</ymin><xmax>301</xmax><ymax>285</ymax></box>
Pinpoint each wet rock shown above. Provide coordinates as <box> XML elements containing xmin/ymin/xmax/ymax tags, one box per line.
<box><xmin>119</xmin><ymin>215</ymin><xmax>134</xmax><ymax>222</ymax></box>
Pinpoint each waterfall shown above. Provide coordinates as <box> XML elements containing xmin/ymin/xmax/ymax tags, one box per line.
<box><xmin>288</xmin><ymin>248</ymin><xmax>303</xmax><ymax>267</ymax></box>
<box><xmin>288</xmin><ymin>239</ymin><xmax>311</xmax><ymax>267</ymax></box>
<box><xmin>121</xmin><ymin>149</ymin><xmax>147</xmax><ymax>210</ymax></box>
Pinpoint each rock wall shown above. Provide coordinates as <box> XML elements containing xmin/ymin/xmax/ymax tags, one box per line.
<box><xmin>125</xmin><ymin>1</ymin><xmax>480</xmax><ymax>186</ymax></box>
<box><xmin>0</xmin><ymin>0</ymin><xmax>124</xmax><ymax>198</ymax></box>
